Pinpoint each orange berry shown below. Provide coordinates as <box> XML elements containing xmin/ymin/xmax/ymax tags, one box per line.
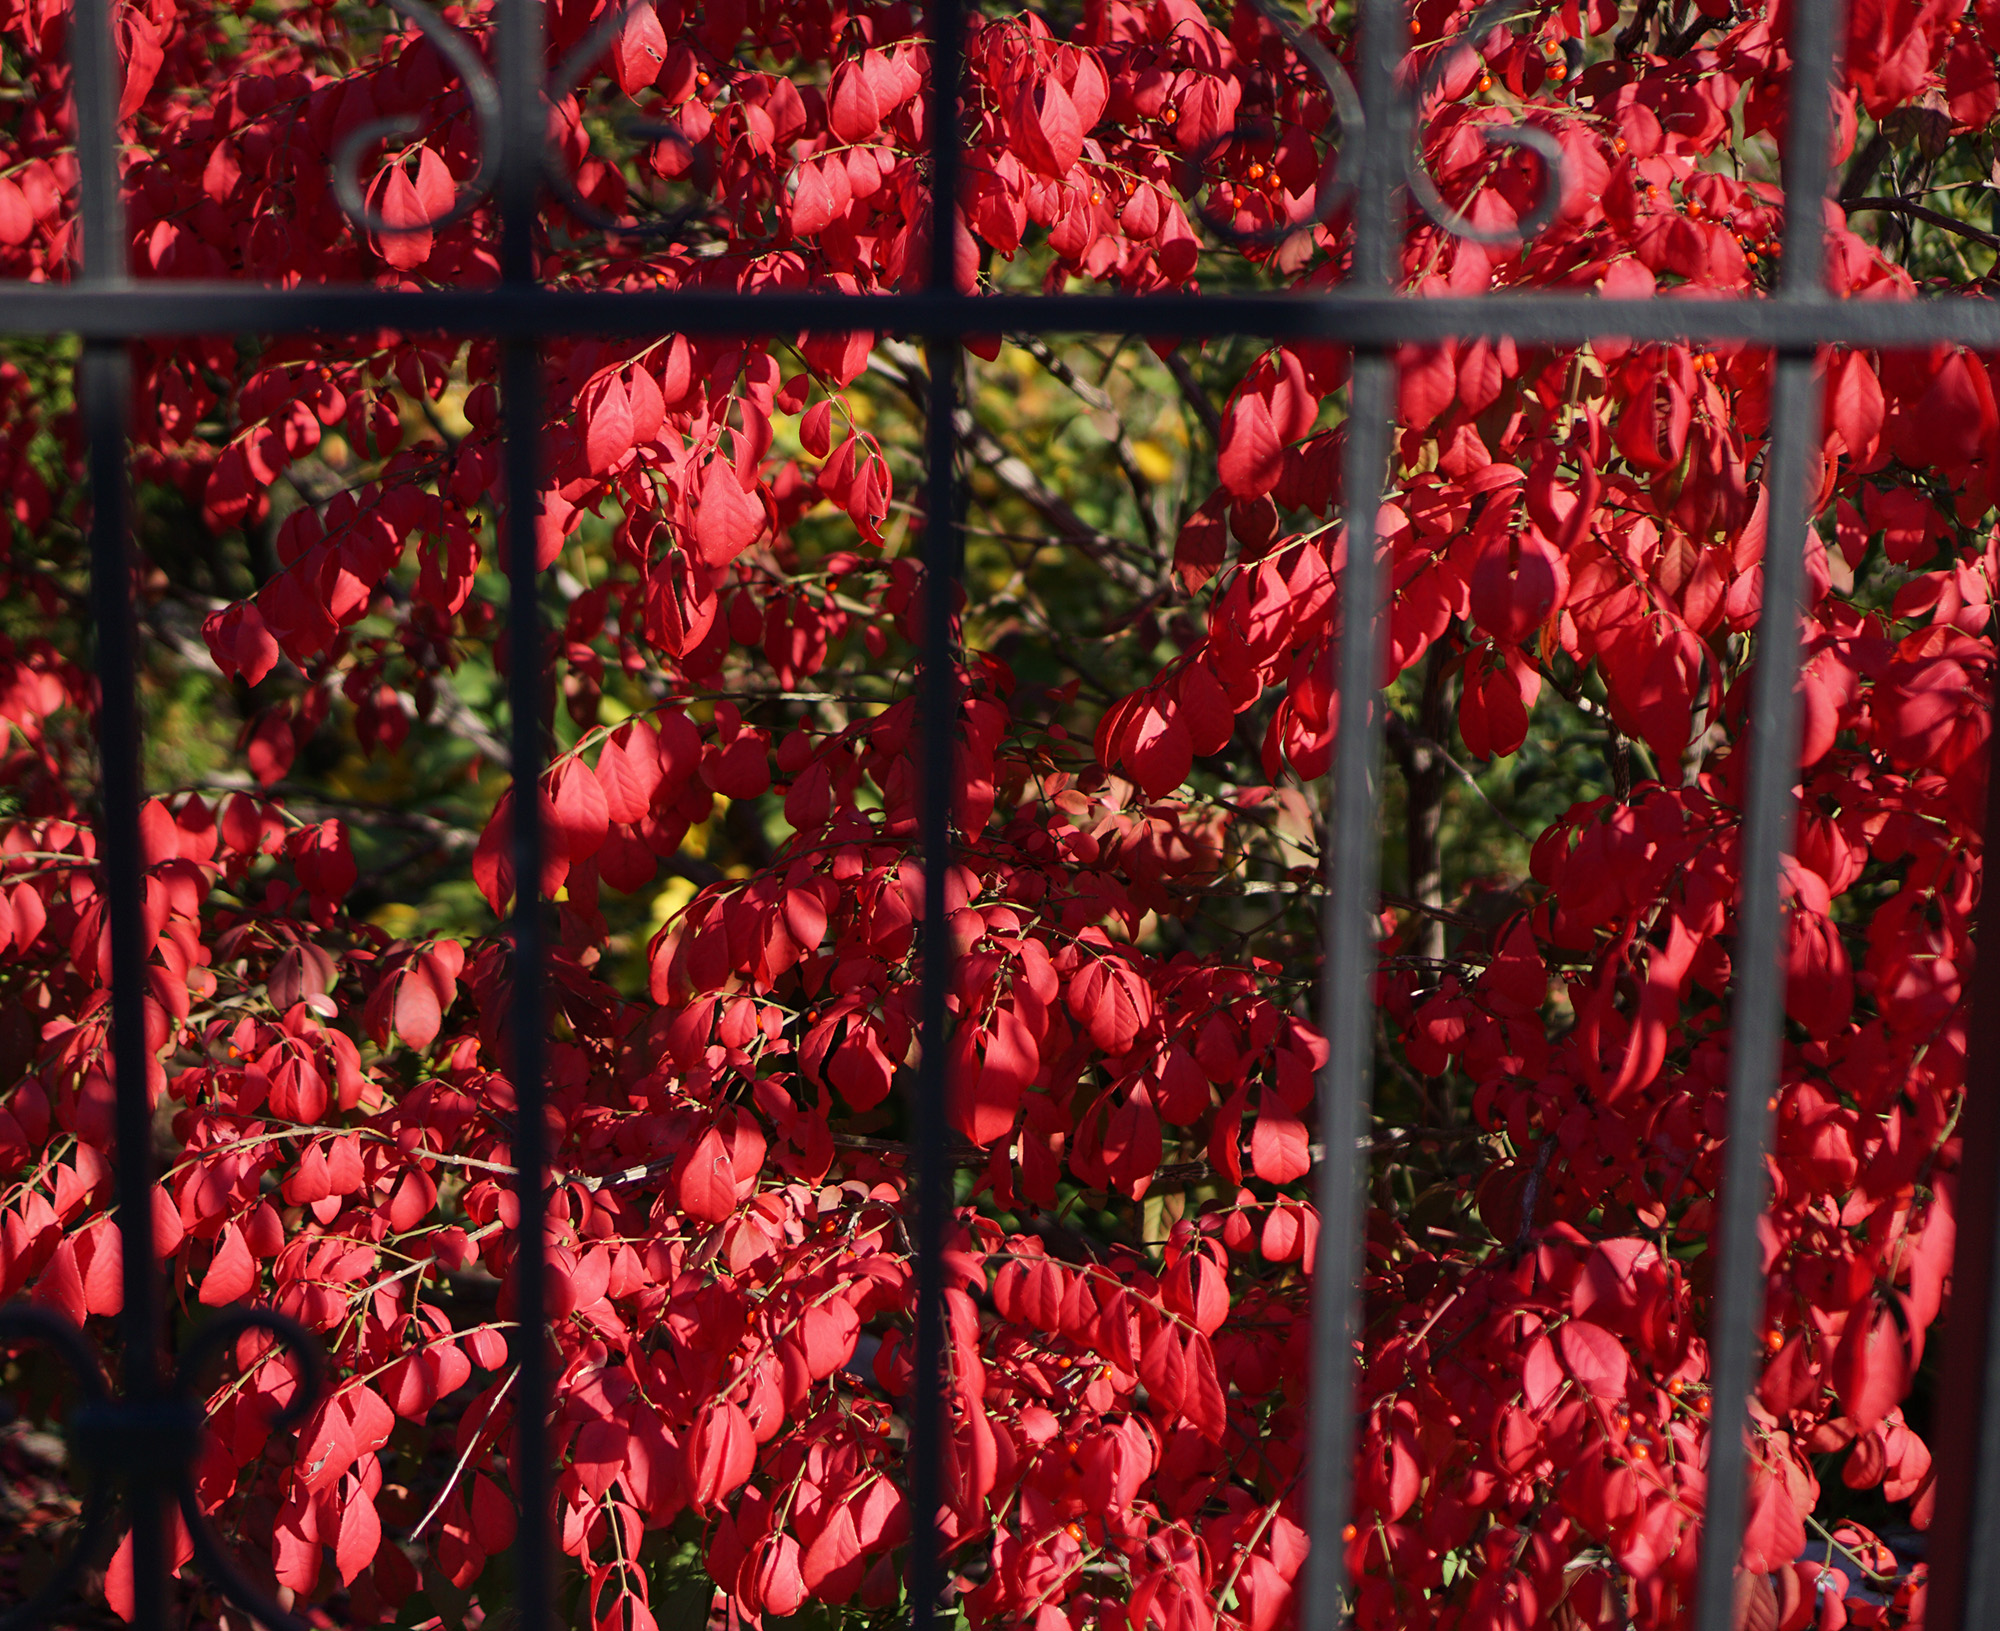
<box><xmin>1550</xmin><ymin>61</ymin><xmax>1567</xmax><ymax>79</ymax></box>
<box><xmin>1697</xmin><ymin>1397</ymin><xmax>1711</xmax><ymax>1416</ymax></box>
<box><xmin>1765</xmin><ymin>1328</ymin><xmax>1785</xmax><ymax>1353</ymax></box>
<box><xmin>1065</xmin><ymin>1522</ymin><xmax>1085</xmax><ymax>1542</ymax></box>
<box><xmin>1746</xmin><ymin>251</ymin><xmax>1760</xmax><ymax>265</ymax></box>
<box><xmin>1478</xmin><ymin>73</ymin><xmax>1494</xmax><ymax>91</ymax></box>
<box><xmin>1247</xmin><ymin>161</ymin><xmax>1265</xmax><ymax>180</ymax></box>
<box><xmin>1632</xmin><ymin>1441</ymin><xmax>1651</xmax><ymax>1461</ymax></box>
<box><xmin>1162</xmin><ymin>106</ymin><xmax>1178</xmax><ymax>124</ymax></box>
<box><xmin>1667</xmin><ymin>1377</ymin><xmax>1686</xmax><ymax>1396</ymax></box>
<box><xmin>1341</xmin><ymin>1523</ymin><xmax>1358</xmax><ymax>1542</ymax></box>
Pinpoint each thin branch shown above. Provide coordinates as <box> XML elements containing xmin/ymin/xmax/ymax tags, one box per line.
<box><xmin>1847</xmin><ymin>195</ymin><xmax>2000</xmax><ymax>256</ymax></box>
<box><xmin>872</xmin><ymin>340</ymin><xmax>1163</xmax><ymax>597</ymax></box>
<box><xmin>1615</xmin><ymin>0</ymin><xmax>1661</xmax><ymax>57</ymax></box>
<box><xmin>1013</xmin><ymin>333</ymin><xmax>1164</xmax><ymax>556</ymax></box>
<box><xmin>1837</xmin><ymin>130</ymin><xmax>1891</xmax><ymax>206</ymax></box>
<box><xmin>1162</xmin><ymin>348</ymin><xmax>1224</xmax><ymax>449</ymax></box>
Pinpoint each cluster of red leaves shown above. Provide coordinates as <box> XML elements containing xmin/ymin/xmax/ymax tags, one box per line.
<box><xmin>2</xmin><ymin>0</ymin><xmax>1999</xmax><ymax>1626</ymax></box>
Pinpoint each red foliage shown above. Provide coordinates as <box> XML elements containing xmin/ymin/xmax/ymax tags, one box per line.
<box><xmin>0</xmin><ymin>0</ymin><xmax>1987</xmax><ymax>1626</ymax></box>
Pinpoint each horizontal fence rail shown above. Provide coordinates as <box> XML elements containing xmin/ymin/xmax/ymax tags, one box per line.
<box><xmin>1</xmin><ymin>0</ymin><xmax>1998</xmax><ymax>1627</ymax></box>
<box><xmin>9</xmin><ymin>287</ymin><xmax>2000</xmax><ymax>344</ymax></box>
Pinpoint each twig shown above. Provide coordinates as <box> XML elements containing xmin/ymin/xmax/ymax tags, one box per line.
<box><xmin>1014</xmin><ymin>334</ymin><xmax>1164</xmax><ymax>556</ymax></box>
<box><xmin>873</xmin><ymin>339</ymin><xmax>1162</xmax><ymax>597</ymax></box>
<box><xmin>1508</xmin><ymin>1137</ymin><xmax>1557</xmax><ymax>1258</ymax></box>
<box><xmin>1162</xmin><ymin>349</ymin><xmax>1224</xmax><ymax>448</ymax></box>
<box><xmin>1846</xmin><ymin>195</ymin><xmax>2000</xmax><ymax>256</ymax></box>
<box><xmin>1837</xmin><ymin>131</ymin><xmax>1890</xmax><ymax>206</ymax></box>
<box><xmin>1615</xmin><ymin>0</ymin><xmax>1661</xmax><ymax>57</ymax></box>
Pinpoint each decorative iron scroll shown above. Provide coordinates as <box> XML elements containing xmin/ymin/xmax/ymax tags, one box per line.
<box><xmin>0</xmin><ymin>1304</ymin><xmax>325</xmax><ymax>1631</ymax></box>
<box><xmin>1402</xmin><ymin>0</ymin><xmax>1568</xmax><ymax>243</ymax></box>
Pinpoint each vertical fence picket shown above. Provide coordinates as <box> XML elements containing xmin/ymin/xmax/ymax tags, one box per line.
<box><xmin>1689</xmin><ymin>1</ymin><xmax>1840</xmax><ymax>1623</ymax></box>
<box><xmin>1303</xmin><ymin>0</ymin><xmax>1400</xmax><ymax>1619</ymax></box>
<box><xmin>67</xmin><ymin>0</ymin><xmax>171</xmax><ymax>1615</ymax></box>
<box><xmin>908</xmin><ymin>0</ymin><xmax>965</xmax><ymax>1624</ymax></box>
<box><xmin>1930</xmin><ymin>677</ymin><xmax>2000</xmax><ymax>1631</ymax></box>
<box><xmin>12</xmin><ymin>2</ymin><xmax>1999</xmax><ymax>1630</ymax></box>
<box><xmin>498</xmin><ymin>0</ymin><xmax>555</xmax><ymax>1624</ymax></box>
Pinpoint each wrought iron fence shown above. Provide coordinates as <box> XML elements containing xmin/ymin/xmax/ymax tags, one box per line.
<box><xmin>5</xmin><ymin>0</ymin><xmax>2000</xmax><ymax>1627</ymax></box>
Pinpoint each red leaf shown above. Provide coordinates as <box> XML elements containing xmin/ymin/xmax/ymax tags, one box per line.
<box><xmin>596</xmin><ymin>722</ymin><xmax>661</xmax><ymax>824</ymax></box>
<box><xmin>1833</xmin><ymin>1301</ymin><xmax>1910</xmax><ymax>1437</ymax></box>
<box><xmin>334</xmin><ymin>1487</ymin><xmax>381</xmax><ymax>1586</ymax></box>
<box><xmin>412</xmin><ymin>147</ymin><xmax>453</xmax><ymax>220</ymax></box>
<box><xmin>694</xmin><ymin>456</ymin><xmax>764</xmax><ymax>566</ymax></box>
<box><xmin>573</xmin><ymin>1417</ymin><xmax>628</xmax><ymax>1498</ymax></box>
<box><xmin>802</xmin><ymin>1504</ymin><xmax>862</xmax><ymax>1596</ymax></box>
<box><xmin>200</xmin><ymin>1220</ymin><xmax>257</xmax><ymax>1306</ymax></box>
<box><xmin>800</xmin><ymin>399</ymin><xmax>833</xmax><ymax>459</ymax></box>
<box><xmin>584</xmin><ymin>372</ymin><xmax>636</xmax><ymax>475</ymax></box>
<box><xmin>1181</xmin><ymin>1330</ymin><xmax>1228</xmax><ymax>1440</ymax></box>
<box><xmin>678</xmin><ymin>1126</ymin><xmax>738</xmax><ymax>1223</ymax></box>
<box><xmin>687</xmin><ymin>1399</ymin><xmax>755</xmax><ymax>1507</ymax></box>
<box><xmin>801</xmin><ymin>1298</ymin><xmax>860</xmax><ymax>1379</ymax></box>
<box><xmin>1522</xmin><ymin>1334</ymin><xmax>1564</xmax><ymax>1411</ymax></box>
<box><xmin>1556</xmin><ymin>1319</ymin><xmax>1629</xmax><ymax>1399</ymax></box>
<box><xmin>827</xmin><ymin>60</ymin><xmax>880</xmax><ymax>143</ymax></box>
<box><xmin>752</xmin><ymin>1533</ymin><xmax>808</xmax><ymax>1616</ymax></box>
<box><xmin>471</xmin><ymin>1472</ymin><xmax>517</xmax><ymax>1552</ymax></box>
<box><xmin>1175</xmin><ymin>661</ymin><xmax>1235</xmax><ymax>757</ymax></box>
<box><xmin>1741</xmin><ymin>1465</ymin><xmax>1807</xmax><ymax>1575</ymax></box>
<box><xmin>615</xmin><ymin>2</ymin><xmax>669</xmax><ymax>96</ymax></box>
<box><xmin>1826</xmin><ymin>350</ymin><xmax>1884</xmax><ymax>465</ymax></box>
<box><xmin>374</xmin><ymin>164</ymin><xmax>433</xmax><ymax>271</ymax></box>
<box><xmin>1249</xmin><ymin>1093</ymin><xmax>1311</xmax><ymax>1184</ymax></box>
<box><xmin>1067</xmin><ymin>957</ymin><xmax>1154</xmax><ymax>1054</ymax></box>
<box><xmin>0</xmin><ymin>179</ymin><xmax>31</xmax><ymax>246</ymax></box>
<box><xmin>550</xmin><ymin>758</ymin><xmax>610</xmax><ymax>862</ymax></box>
<box><xmin>1469</xmin><ymin>530</ymin><xmax>1569</xmax><ymax>645</ymax></box>
<box><xmin>246</xmin><ymin>709</ymin><xmax>296</xmax><ymax>786</ymax></box>
<box><xmin>1138</xmin><ymin>1322</ymin><xmax>1186</xmax><ymax>1414</ymax></box>
<box><xmin>1219</xmin><ymin>391</ymin><xmax>1283</xmax><ymax>500</ymax></box>
<box><xmin>389</xmin><ymin>965</ymin><xmax>442</xmax><ymax>1051</ymax></box>
<box><xmin>1174</xmin><ymin>492</ymin><xmax>1228</xmax><ymax>593</ymax></box>
<box><xmin>1017</xmin><ymin>77</ymin><xmax>1084</xmax><ymax>178</ymax></box>
<box><xmin>645</xmin><ymin>545</ymin><xmax>718</xmax><ymax>656</ymax></box>
<box><xmin>1125</xmin><ymin>696</ymin><xmax>1193</xmax><ymax>796</ymax></box>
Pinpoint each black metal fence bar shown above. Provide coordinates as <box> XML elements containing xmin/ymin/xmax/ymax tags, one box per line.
<box><xmin>1302</xmin><ymin>0</ymin><xmax>1398</xmax><ymax>1618</ymax></box>
<box><xmin>15</xmin><ymin>0</ymin><xmax>2000</xmax><ymax>1627</ymax></box>
<box><xmin>67</xmin><ymin>0</ymin><xmax>170</xmax><ymax>1614</ymax></box>
<box><xmin>496</xmin><ymin>0</ymin><xmax>553</xmax><ymax>1621</ymax></box>
<box><xmin>906</xmin><ymin>0</ymin><xmax>966</xmax><ymax>1621</ymax></box>
<box><xmin>1688</xmin><ymin>0</ymin><xmax>1842</xmax><ymax>1624</ymax></box>
<box><xmin>19</xmin><ymin>286</ymin><xmax>2000</xmax><ymax>344</ymax></box>
<box><xmin>1930</xmin><ymin>625</ymin><xmax>2000</xmax><ymax>1620</ymax></box>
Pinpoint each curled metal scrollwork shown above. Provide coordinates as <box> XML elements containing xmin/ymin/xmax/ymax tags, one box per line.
<box><xmin>543</xmin><ymin>0</ymin><xmax>714</xmax><ymax>242</ymax></box>
<box><xmin>0</xmin><ymin>1306</ymin><xmax>116</xmax><ymax>1631</ymax></box>
<box><xmin>1186</xmin><ymin>0</ymin><xmax>1365</xmax><ymax>249</ymax></box>
<box><xmin>171</xmin><ymin>1308</ymin><xmax>327</xmax><ymax>1631</ymax></box>
<box><xmin>1404</xmin><ymin>0</ymin><xmax>1569</xmax><ymax>244</ymax></box>
<box><xmin>330</xmin><ymin>0</ymin><xmax>502</xmax><ymax>240</ymax></box>
<box><xmin>0</xmin><ymin>1301</ymin><xmax>329</xmax><ymax>1631</ymax></box>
